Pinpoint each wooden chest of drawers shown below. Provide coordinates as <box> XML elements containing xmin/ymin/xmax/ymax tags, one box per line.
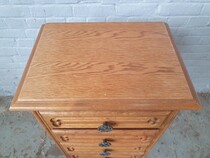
<box><xmin>10</xmin><ymin>22</ymin><xmax>201</xmax><ymax>158</ymax></box>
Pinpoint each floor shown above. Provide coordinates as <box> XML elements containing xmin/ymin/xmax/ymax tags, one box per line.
<box><xmin>0</xmin><ymin>94</ymin><xmax>210</xmax><ymax>158</ymax></box>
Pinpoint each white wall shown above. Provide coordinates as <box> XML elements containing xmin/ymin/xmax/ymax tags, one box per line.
<box><xmin>0</xmin><ymin>0</ymin><xmax>210</xmax><ymax>95</ymax></box>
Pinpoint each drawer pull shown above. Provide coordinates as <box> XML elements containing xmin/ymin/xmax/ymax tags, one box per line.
<box><xmin>100</xmin><ymin>150</ymin><xmax>111</xmax><ymax>157</ymax></box>
<box><xmin>99</xmin><ymin>139</ymin><xmax>111</xmax><ymax>147</ymax></box>
<box><xmin>98</xmin><ymin>122</ymin><xmax>113</xmax><ymax>132</ymax></box>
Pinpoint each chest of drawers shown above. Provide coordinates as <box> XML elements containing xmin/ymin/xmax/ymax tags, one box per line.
<box><xmin>10</xmin><ymin>22</ymin><xmax>201</xmax><ymax>158</ymax></box>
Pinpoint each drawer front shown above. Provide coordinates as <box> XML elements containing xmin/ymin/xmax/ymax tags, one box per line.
<box><xmin>58</xmin><ymin>141</ymin><xmax>148</xmax><ymax>148</ymax></box>
<box><xmin>40</xmin><ymin>111</ymin><xmax>169</xmax><ymax>129</ymax></box>
<box><xmin>62</xmin><ymin>144</ymin><xmax>147</xmax><ymax>152</ymax></box>
<box><xmin>53</xmin><ymin>129</ymin><xmax>157</xmax><ymax>145</ymax></box>
<box><xmin>68</xmin><ymin>153</ymin><xmax>144</xmax><ymax>158</ymax></box>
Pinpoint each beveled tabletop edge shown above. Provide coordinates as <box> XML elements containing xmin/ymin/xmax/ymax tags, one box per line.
<box><xmin>10</xmin><ymin>24</ymin><xmax>46</xmax><ymax>112</ymax></box>
<box><xmin>10</xmin><ymin>98</ymin><xmax>201</xmax><ymax>111</ymax></box>
<box><xmin>164</xmin><ymin>23</ymin><xmax>201</xmax><ymax>110</ymax></box>
<box><xmin>10</xmin><ymin>22</ymin><xmax>202</xmax><ymax>111</ymax></box>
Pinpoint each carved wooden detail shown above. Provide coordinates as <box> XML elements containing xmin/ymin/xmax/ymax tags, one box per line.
<box><xmin>44</xmin><ymin>115</ymin><xmax>166</xmax><ymax>129</ymax></box>
<box><xmin>147</xmin><ymin>117</ymin><xmax>160</xmax><ymax>126</ymax></box>
<box><xmin>131</xmin><ymin>156</ymin><xmax>143</xmax><ymax>158</ymax></box>
<box><xmin>67</xmin><ymin>147</ymin><xmax>75</xmax><ymax>152</ymax></box>
<box><xmin>50</xmin><ymin>118</ymin><xmax>62</xmax><ymax>127</ymax></box>
<box><xmin>134</xmin><ymin>147</ymin><xmax>142</xmax><ymax>151</ymax></box>
<box><xmin>138</xmin><ymin>136</ymin><xmax>151</xmax><ymax>143</ymax></box>
<box><xmin>60</xmin><ymin>135</ymin><xmax>69</xmax><ymax>142</ymax></box>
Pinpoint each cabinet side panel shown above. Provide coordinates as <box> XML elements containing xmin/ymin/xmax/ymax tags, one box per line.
<box><xmin>144</xmin><ymin>111</ymin><xmax>179</xmax><ymax>157</ymax></box>
<box><xmin>33</xmin><ymin>111</ymin><xmax>69</xmax><ymax>158</ymax></box>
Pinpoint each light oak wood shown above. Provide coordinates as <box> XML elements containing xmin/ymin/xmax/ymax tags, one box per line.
<box><xmin>62</xmin><ymin>141</ymin><xmax>148</xmax><ymax>153</ymax></box>
<box><xmin>62</xmin><ymin>144</ymin><xmax>147</xmax><ymax>152</ymax></box>
<box><xmin>52</xmin><ymin>129</ymin><xmax>158</xmax><ymax>145</ymax></box>
<box><xmin>10</xmin><ymin>22</ymin><xmax>200</xmax><ymax>111</ymax></box>
<box><xmin>33</xmin><ymin>112</ymin><xmax>69</xmax><ymax>156</ymax></box>
<box><xmin>66</xmin><ymin>151</ymin><xmax>144</xmax><ymax>156</ymax></box>
<box><xmin>41</xmin><ymin>113</ymin><xmax>168</xmax><ymax>129</ymax></box>
<box><xmin>144</xmin><ymin>111</ymin><xmax>179</xmax><ymax>157</ymax></box>
<box><xmin>39</xmin><ymin>111</ymin><xmax>171</xmax><ymax>117</ymax></box>
<box><xmin>60</xmin><ymin>142</ymin><xmax>149</xmax><ymax>148</ymax></box>
<box><xmin>67</xmin><ymin>154</ymin><xmax>144</xmax><ymax>158</ymax></box>
<box><xmin>9</xmin><ymin>22</ymin><xmax>201</xmax><ymax>158</ymax></box>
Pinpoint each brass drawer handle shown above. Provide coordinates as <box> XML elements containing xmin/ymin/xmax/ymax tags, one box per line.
<box><xmin>99</xmin><ymin>139</ymin><xmax>111</xmax><ymax>147</ymax></box>
<box><xmin>100</xmin><ymin>150</ymin><xmax>111</xmax><ymax>157</ymax></box>
<box><xmin>98</xmin><ymin>122</ymin><xmax>113</xmax><ymax>132</ymax></box>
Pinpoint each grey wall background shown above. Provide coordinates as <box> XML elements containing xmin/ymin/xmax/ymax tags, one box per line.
<box><xmin>0</xmin><ymin>0</ymin><xmax>210</xmax><ymax>96</ymax></box>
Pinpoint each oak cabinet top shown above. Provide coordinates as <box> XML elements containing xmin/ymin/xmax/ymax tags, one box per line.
<box><xmin>10</xmin><ymin>22</ymin><xmax>201</xmax><ymax>111</ymax></box>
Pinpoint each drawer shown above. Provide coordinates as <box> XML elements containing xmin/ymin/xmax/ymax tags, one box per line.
<box><xmin>53</xmin><ymin>129</ymin><xmax>158</xmax><ymax>145</ymax></box>
<box><xmin>68</xmin><ymin>155</ymin><xmax>144</xmax><ymax>158</ymax></box>
<box><xmin>62</xmin><ymin>143</ymin><xmax>147</xmax><ymax>152</ymax></box>
<box><xmin>40</xmin><ymin>111</ymin><xmax>170</xmax><ymax>129</ymax></box>
<box><xmin>67</xmin><ymin>153</ymin><xmax>144</xmax><ymax>158</ymax></box>
<box><xmin>68</xmin><ymin>156</ymin><xmax>144</xmax><ymax>158</ymax></box>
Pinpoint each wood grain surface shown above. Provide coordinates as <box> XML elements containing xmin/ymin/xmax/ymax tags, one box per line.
<box><xmin>67</xmin><ymin>153</ymin><xmax>144</xmax><ymax>158</ymax></box>
<box><xmin>62</xmin><ymin>145</ymin><xmax>148</xmax><ymax>153</ymax></box>
<box><xmin>41</xmin><ymin>115</ymin><xmax>167</xmax><ymax>129</ymax></box>
<box><xmin>10</xmin><ymin>22</ymin><xmax>201</xmax><ymax>111</ymax></box>
<box><xmin>9</xmin><ymin>23</ymin><xmax>202</xmax><ymax>158</ymax></box>
<box><xmin>66</xmin><ymin>151</ymin><xmax>145</xmax><ymax>156</ymax></box>
<box><xmin>39</xmin><ymin>111</ymin><xmax>171</xmax><ymax>117</ymax></box>
<box><xmin>59</xmin><ymin>141</ymin><xmax>150</xmax><ymax>148</ymax></box>
<box><xmin>52</xmin><ymin>129</ymin><xmax>158</xmax><ymax>144</ymax></box>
